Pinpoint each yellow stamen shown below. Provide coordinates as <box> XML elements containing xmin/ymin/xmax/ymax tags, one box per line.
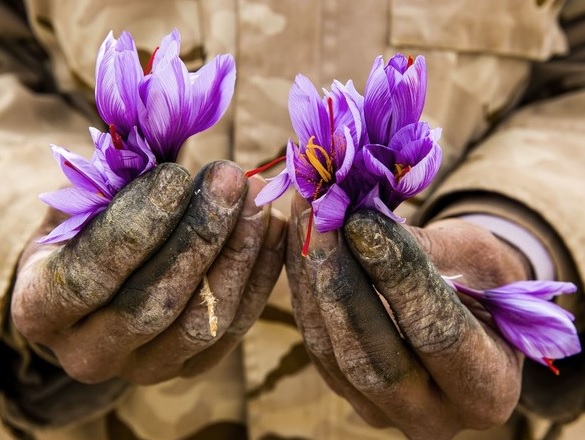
<box><xmin>394</xmin><ymin>163</ymin><xmax>412</xmax><ymax>182</ymax></box>
<box><xmin>305</xmin><ymin>136</ymin><xmax>333</xmax><ymax>182</ymax></box>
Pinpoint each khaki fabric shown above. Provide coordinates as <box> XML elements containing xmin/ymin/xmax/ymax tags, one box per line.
<box><xmin>0</xmin><ymin>0</ymin><xmax>584</xmax><ymax>439</ymax></box>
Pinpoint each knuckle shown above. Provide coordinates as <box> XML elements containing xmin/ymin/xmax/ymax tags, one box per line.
<box><xmin>403</xmin><ymin>307</ymin><xmax>466</xmax><ymax>354</ymax></box>
<box><xmin>178</xmin><ymin>317</ymin><xmax>217</xmax><ymax>346</ymax></box>
<box><xmin>60</xmin><ymin>353</ymin><xmax>116</xmax><ymax>384</ymax></box>
<box><xmin>339</xmin><ymin>353</ymin><xmax>405</xmax><ymax>395</ymax></box>
<box><xmin>48</xmin><ymin>255</ymin><xmax>111</xmax><ymax>311</ymax></box>
<box><xmin>10</xmin><ymin>294</ymin><xmax>40</xmax><ymax>341</ymax></box>
<box><xmin>113</xmin><ymin>287</ymin><xmax>183</xmax><ymax>336</ymax></box>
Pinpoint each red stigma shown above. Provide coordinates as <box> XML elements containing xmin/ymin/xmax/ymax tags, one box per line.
<box><xmin>407</xmin><ymin>55</ymin><xmax>415</xmax><ymax>68</ymax></box>
<box><xmin>301</xmin><ymin>206</ymin><xmax>315</xmax><ymax>257</ymax></box>
<box><xmin>327</xmin><ymin>96</ymin><xmax>335</xmax><ymax>150</ymax></box>
<box><xmin>109</xmin><ymin>124</ymin><xmax>124</xmax><ymax>150</ymax></box>
<box><xmin>144</xmin><ymin>46</ymin><xmax>160</xmax><ymax>75</ymax></box>
<box><xmin>543</xmin><ymin>358</ymin><xmax>560</xmax><ymax>375</ymax></box>
<box><xmin>245</xmin><ymin>155</ymin><xmax>286</xmax><ymax>178</ymax></box>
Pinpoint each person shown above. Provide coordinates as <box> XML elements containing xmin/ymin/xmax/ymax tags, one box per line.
<box><xmin>1</xmin><ymin>0</ymin><xmax>584</xmax><ymax>439</ymax></box>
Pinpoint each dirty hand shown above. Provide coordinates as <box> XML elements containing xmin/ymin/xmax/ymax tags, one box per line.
<box><xmin>12</xmin><ymin>161</ymin><xmax>286</xmax><ymax>385</ymax></box>
<box><xmin>288</xmin><ymin>195</ymin><xmax>530</xmax><ymax>440</ymax></box>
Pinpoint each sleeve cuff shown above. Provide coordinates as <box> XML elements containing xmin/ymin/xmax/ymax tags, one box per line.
<box><xmin>460</xmin><ymin>213</ymin><xmax>555</xmax><ymax>281</ymax></box>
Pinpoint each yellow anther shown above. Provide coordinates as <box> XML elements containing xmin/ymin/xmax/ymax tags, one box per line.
<box><xmin>305</xmin><ymin>136</ymin><xmax>333</xmax><ymax>182</ymax></box>
<box><xmin>394</xmin><ymin>163</ymin><xmax>412</xmax><ymax>182</ymax></box>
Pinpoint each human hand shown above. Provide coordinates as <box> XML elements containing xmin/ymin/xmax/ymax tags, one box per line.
<box><xmin>287</xmin><ymin>195</ymin><xmax>530</xmax><ymax>440</ymax></box>
<box><xmin>11</xmin><ymin>161</ymin><xmax>286</xmax><ymax>385</ymax></box>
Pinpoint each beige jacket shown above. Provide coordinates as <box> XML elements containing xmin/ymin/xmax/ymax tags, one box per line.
<box><xmin>1</xmin><ymin>0</ymin><xmax>585</xmax><ymax>439</ymax></box>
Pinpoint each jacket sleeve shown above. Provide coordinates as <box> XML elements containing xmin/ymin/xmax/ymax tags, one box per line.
<box><xmin>416</xmin><ymin>4</ymin><xmax>585</xmax><ymax>425</ymax></box>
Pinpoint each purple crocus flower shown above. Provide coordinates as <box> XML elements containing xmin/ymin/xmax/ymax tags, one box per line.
<box><xmin>359</xmin><ymin>54</ymin><xmax>442</xmax><ymax>221</ymax></box>
<box><xmin>363</xmin><ymin>54</ymin><xmax>427</xmax><ymax>145</ymax></box>
<box><xmin>38</xmin><ymin>127</ymin><xmax>156</xmax><ymax>244</ymax></box>
<box><xmin>95</xmin><ymin>31</ymin><xmax>143</xmax><ymax>137</ymax></box>
<box><xmin>450</xmin><ymin>279</ymin><xmax>581</xmax><ymax>374</ymax></box>
<box><xmin>360</xmin><ymin>122</ymin><xmax>442</xmax><ymax>220</ymax></box>
<box><xmin>40</xmin><ymin>28</ymin><xmax>237</xmax><ymax>244</ymax></box>
<box><xmin>38</xmin><ymin>146</ymin><xmax>114</xmax><ymax>244</ymax></box>
<box><xmin>254</xmin><ymin>75</ymin><xmax>362</xmax><ymax>254</ymax></box>
<box><xmin>137</xmin><ymin>29</ymin><xmax>236</xmax><ymax>162</ymax></box>
<box><xmin>90</xmin><ymin>126</ymin><xmax>156</xmax><ymax>192</ymax></box>
<box><xmin>95</xmin><ymin>29</ymin><xmax>236</xmax><ymax>163</ymax></box>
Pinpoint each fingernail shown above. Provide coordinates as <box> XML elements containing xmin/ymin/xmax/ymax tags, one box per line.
<box><xmin>345</xmin><ymin>217</ymin><xmax>385</xmax><ymax>258</ymax></box>
<box><xmin>205</xmin><ymin>161</ymin><xmax>246</xmax><ymax>208</ymax></box>
<box><xmin>241</xmin><ymin>175</ymin><xmax>265</xmax><ymax>218</ymax></box>
<box><xmin>149</xmin><ymin>163</ymin><xmax>191</xmax><ymax>212</ymax></box>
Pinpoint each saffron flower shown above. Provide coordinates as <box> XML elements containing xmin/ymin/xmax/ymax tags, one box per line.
<box><xmin>253</xmin><ymin>75</ymin><xmax>362</xmax><ymax>255</ymax></box>
<box><xmin>359</xmin><ymin>54</ymin><xmax>442</xmax><ymax>221</ymax></box>
<box><xmin>96</xmin><ymin>28</ymin><xmax>236</xmax><ymax>163</ymax></box>
<box><xmin>252</xmin><ymin>52</ymin><xmax>442</xmax><ymax>252</ymax></box>
<box><xmin>449</xmin><ymin>279</ymin><xmax>581</xmax><ymax>375</ymax></box>
<box><xmin>38</xmin><ymin>126</ymin><xmax>156</xmax><ymax>244</ymax></box>
<box><xmin>40</xmin><ymin>29</ymin><xmax>236</xmax><ymax>243</ymax></box>
<box><xmin>95</xmin><ymin>31</ymin><xmax>143</xmax><ymax>137</ymax></box>
<box><xmin>137</xmin><ymin>30</ymin><xmax>236</xmax><ymax>162</ymax></box>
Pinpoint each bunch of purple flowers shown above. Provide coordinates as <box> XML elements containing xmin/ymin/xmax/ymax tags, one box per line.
<box><xmin>251</xmin><ymin>54</ymin><xmax>441</xmax><ymax>255</ymax></box>
<box><xmin>249</xmin><ymin>53</ymin><xmax>580</xmax><ymax>373</ymax></box>
<box><xmin>38</xmin><ymin>29</ymin><xmax>235</xmax><ymax>243</ymax></box>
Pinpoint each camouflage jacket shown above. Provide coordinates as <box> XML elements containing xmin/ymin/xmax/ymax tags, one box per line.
<box><xmin>1</xmin><ymin>0</ymin><xmax>585</xmax><ymax>439</ymax></box>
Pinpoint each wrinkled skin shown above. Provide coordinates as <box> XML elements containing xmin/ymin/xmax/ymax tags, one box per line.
<box><xmin>11</xmin><ymin>161</ymin><xmax>286</xmax><ymax>385</ymax></box>
<box><xmin>288</xmin><ymin>194</ymin><xmax>531</xmax><ymax>440</ymax></box>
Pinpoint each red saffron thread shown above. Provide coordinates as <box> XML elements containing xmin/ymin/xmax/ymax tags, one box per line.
<box><xmin>543</xmin><ymin>358</ymin><xmax>560</xmax><ymax>375</ymax></box>
<box><xmin>144</xmin><ymin>46</ymin><xmax>160</xmax><ymax>75</ymax></box>
<box><xmin>244</xmin><ymin>155</ymin><xmax>286</xmax><ymax>178</ymax></box>
<box><xmin>407</xmin><ymin>55</ymin><xmax>415</xmax><ymax>68</ymax></box>
<box><xmin>109</xmin><ymin>124</ymin><xmax>124</xmax><ymax>150</ymax></box>
<box><xmin>301</xmin><ymin>206</ymin><xmax>315</xmax><ymax>257</ymax></box>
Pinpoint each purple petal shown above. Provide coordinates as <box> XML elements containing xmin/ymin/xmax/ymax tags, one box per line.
<box><xmin>289</xmin><ymin>74</ymin><xmax>330</xmax><ymax>148</ymax></box>
<box><xmin>104</xmin><ymin>148</ymin><xmax>148</xmax><ymax>184</ymax></box>
<box><xmin>364</xmin><ymin>56</ymin><xmax>396</xmax><ymax>145</ymax></box>
<box><xmin>290</xmin><ymin>141</ymin><xmax>320</xmax><ymax>200</ymax></box>
<box><xmin>454</xmin><ymin>279</ymin><xmax>582</xmax><ymax>364</ymax></box>
<box><xmin>36</xmin><ymin>210</ymin><xmax>102</xmax><ymax>244</ymax></box>
<box><xmin>329</xmin><ymin>80</ymin><xmax>363</xmax><ymax>149</ymax></box>
<box><xmin>39</xmin><ymin>187</ymin><xmax>109</xmax><ymax>216</ymax></box>
<box><xmin>126</xmin><ymin>126</ymin><xmax>157</xmax><ymax>173</ymax></box>
<box><xmin>334</xmin><ymin>126</ymin><xmax>356</xmax><ymax>182</ymax></box>
<box><xmin>187</xmin><ymin>54</ymin><xmax>236</xmax><ymax>135</ymax></box>
<box><xmin>95</xmin><ymin>31</ymin><xmax>142</xmax><ymax>135</ymax></box>
<box><xmin>392</xmin><ymin>123</ymin><xmax>436</xmax><ymax>161</ymax></box>
<box><xmin>394</xmin><ymin>140</ymin><xmax>442</xmax><ymax>198</ymax></box>
<box><xmin>488</xmin><ymin>280</ymin><xmax>578</xmax><ymax>301</ymax></box>
<box><xmin>489</xmin><ymin>297</ymin><xmax>580</xmax><ymax>362</ymax></box>
<box><xmin>312</xmin><ymin>183</ymin><xmax>350</xmax><ymax>232</ymax></box>
<box><xmin>254</xmin><ymin>170</ymin><xmax>292</xmax><ymax>206</ymax></box>
<box><xmin>151</xmin><ymin>28</ymin><xmax>181</xmax><ymax>70</ymax></box>
<box><xmin>388</xmin><ymin>55</ymin><xmax>427</xmax><ymax>137</ymax></box>
<box><xmin>89</xmin><ymin>128</ymin><xmax>127</xmax><ymax>191</ymax></box>
<box><xmin>373</xmin><ymin>196</ymin><xmax>405</xmax><ymax>223</ymax></box>
<box><xmin>362</xmin><ymin>144</ymin><xmax>396</xmax><ymax>182</ymax></box>
<box><xmin>51</xmin><ymin>145</ymin><xmax>113</xmax><ymax>198</ymax></box>
<box><xmin>388</xmin><ymin>53</ymin><xmax>410</xmax><ymax>73</ymax></box>
<box><xmin>138</xmin><ymin>53</ymin><xmax>191</xmax><ymax>161</ymax></box>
